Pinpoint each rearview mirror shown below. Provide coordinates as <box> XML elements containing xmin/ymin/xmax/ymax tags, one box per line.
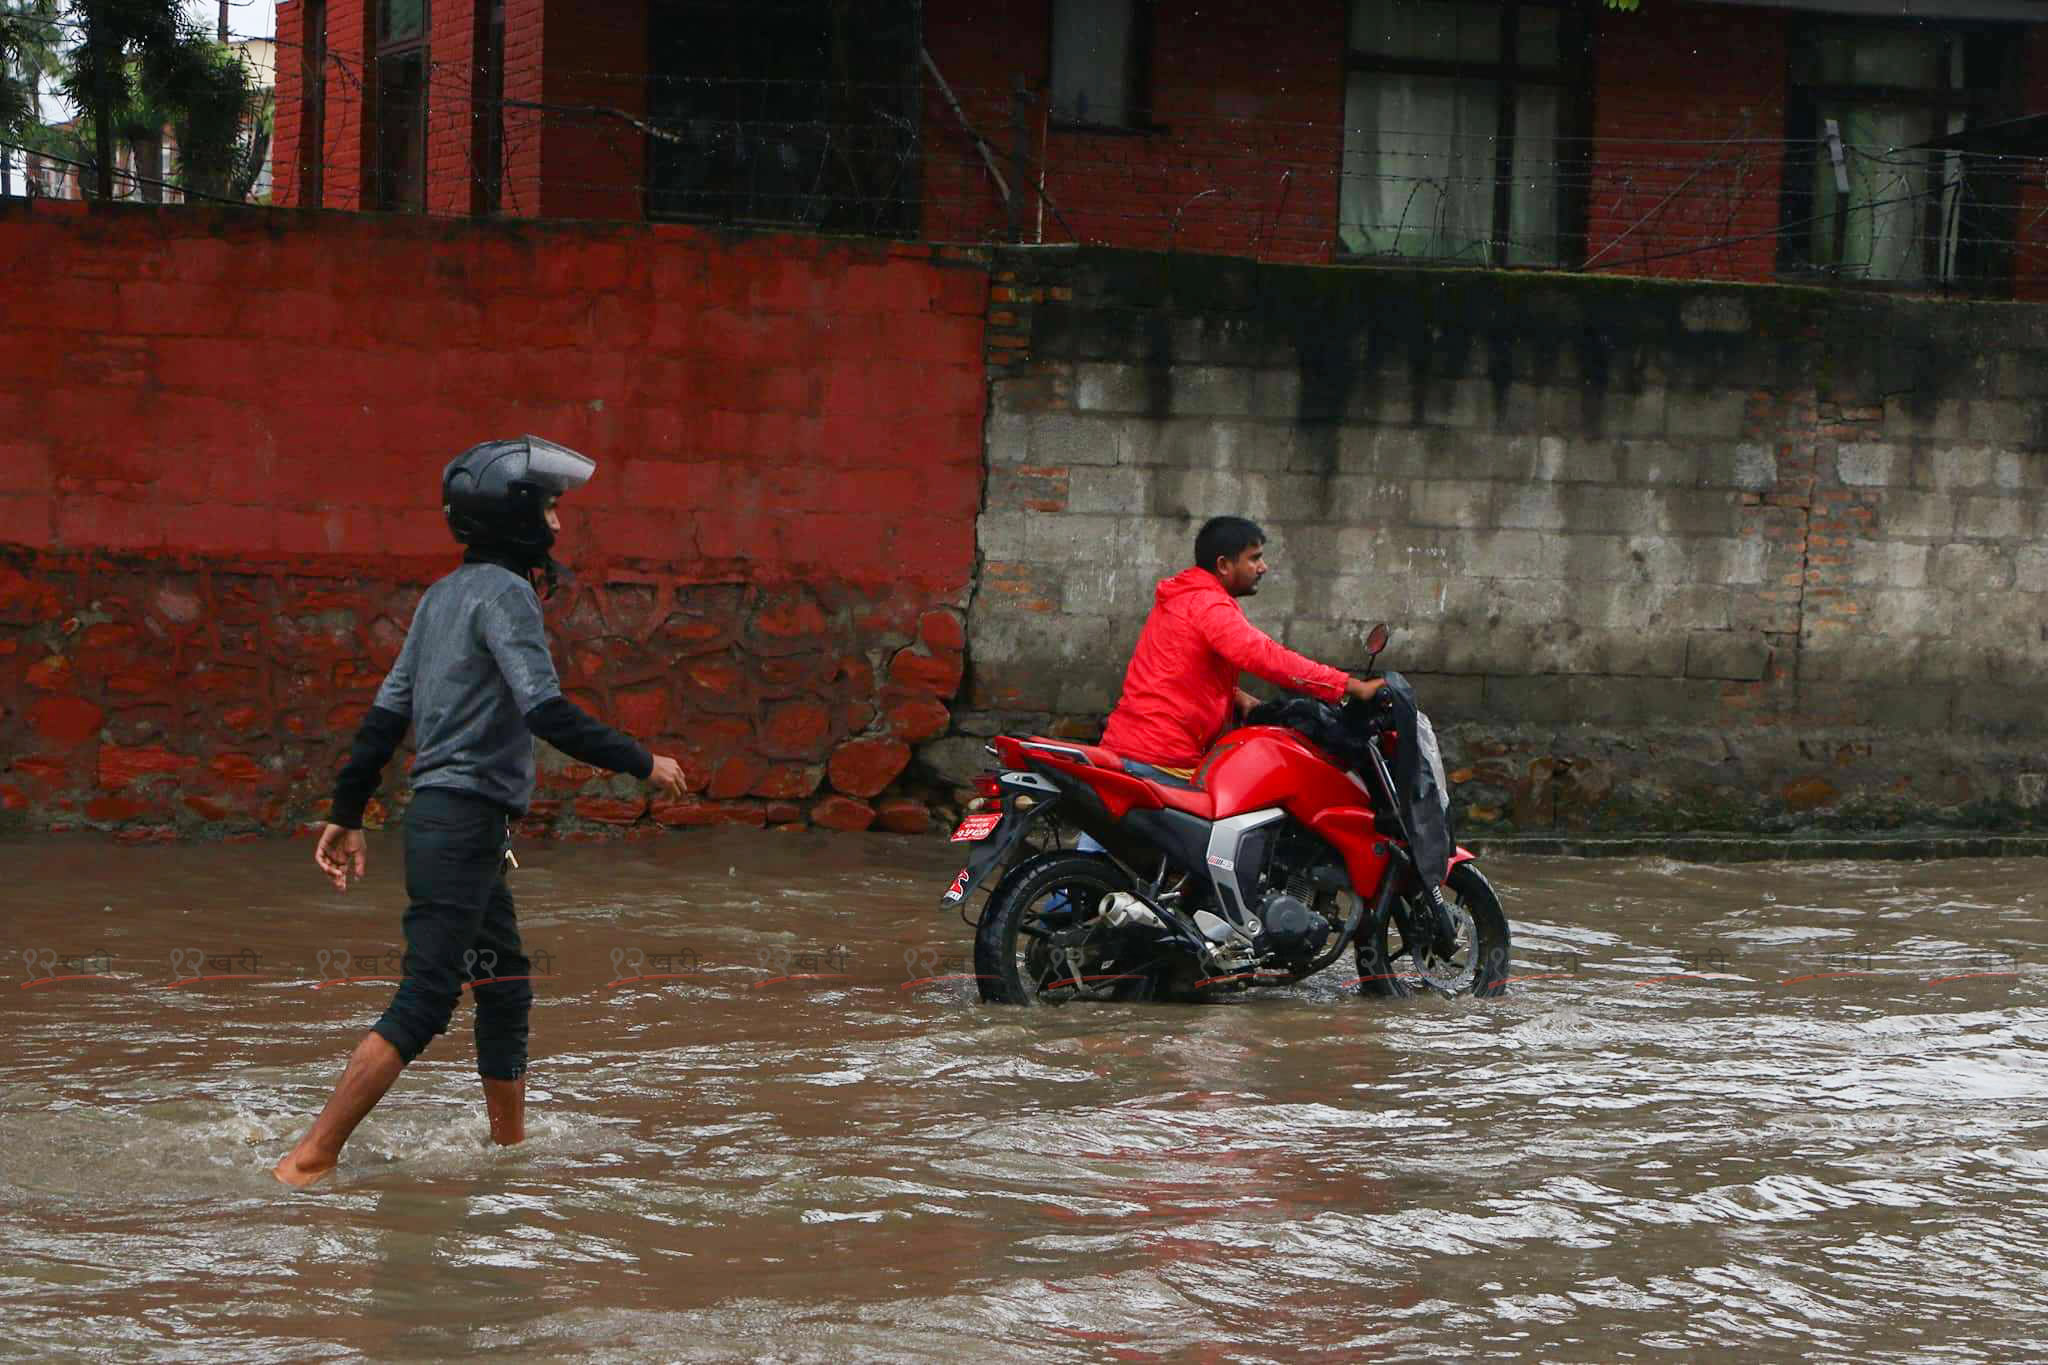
<box><xmin>1365</xmin><ymin>623</ymin><xmax>1390</xmax><ymax>655</ymax></box>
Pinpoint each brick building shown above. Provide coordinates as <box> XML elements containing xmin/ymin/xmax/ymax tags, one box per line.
<box><xmin>278</xmin><ymin>0</ymin><xmax>2048</xmax><ymax>292</ymax></box>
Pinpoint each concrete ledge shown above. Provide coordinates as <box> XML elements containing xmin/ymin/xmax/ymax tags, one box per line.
<box><xmin>1463</xmin><ymin>833</ymin><xmax>2048</xmax><ymax>861</ymax></box>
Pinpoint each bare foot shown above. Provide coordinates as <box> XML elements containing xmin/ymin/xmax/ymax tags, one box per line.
<box><xmin>482</xmin><ymin>1076</ymin><xmax>525</xmax><ymax>1147</ymax></box>
<box><xmin>271</xmin><ymin>1031</ymin><xmax>405</xmax><ymax>1188</ymax></box>
<box><xmin>272</xmin><ymin>1149</ymin><xmax>336</xmax><ymax>1188</ymax></box>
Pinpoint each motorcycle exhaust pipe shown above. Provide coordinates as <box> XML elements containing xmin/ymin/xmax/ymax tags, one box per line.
<box><xmin>1103</xmin><ymin>884</ymin><xmax>1216</xmax><ymax>959</ymax></box>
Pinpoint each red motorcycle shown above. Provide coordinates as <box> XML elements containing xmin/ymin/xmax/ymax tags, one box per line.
<box><xmin>942</xmin><ymin>626</ymin><xmax>1510</xmax><ymax>1005</ymax></box>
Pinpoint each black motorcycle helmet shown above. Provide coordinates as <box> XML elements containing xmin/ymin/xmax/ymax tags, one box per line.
<box><xmin>443</xmin><ymin>435</ymin><xmax>595</xmax><ymax>554</ymax></box>
<box><xmin>443</xmin><ymin>436</ymin><xmax>594</xmax><ymax>597</ymax></box>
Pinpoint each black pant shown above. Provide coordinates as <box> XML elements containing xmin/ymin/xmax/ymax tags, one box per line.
<box><xmin>373</xmin><ymin>787</ymin><xmax>531</xmax><ymax>1080</ymax></box>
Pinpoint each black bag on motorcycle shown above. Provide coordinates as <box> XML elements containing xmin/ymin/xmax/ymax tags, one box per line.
<box><xmin>1378</xmin><ymin>671</ymin><xmax>1456</xmax><ymax>888</ymax></box>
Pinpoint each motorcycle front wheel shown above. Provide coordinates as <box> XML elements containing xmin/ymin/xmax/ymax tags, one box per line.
<box><xmin>1355</xmin><ymin>862</ymin><xmax>1511</xmax><ymax>1000</ymax></box>
<box><xmin>973</xmin><ymin>852</ymin><xmax>1164</xmax><ymax>1006</ymax></box>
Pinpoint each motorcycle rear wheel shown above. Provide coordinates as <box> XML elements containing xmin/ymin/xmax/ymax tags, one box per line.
<box><xmin>974</xmin><ymin>852</ymin><xmax>1164</xmax><ymax>1006</ymax></box>
<box><xmin>1354</xmin><ymin>862</ymin><xmax>1510</xmax><ymax>1000</ymax></box>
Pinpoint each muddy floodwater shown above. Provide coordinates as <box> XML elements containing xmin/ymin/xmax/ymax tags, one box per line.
<box><xmin>3</xmin><ymin>831</ymin><xmax>2045</xmax><ymax>1362</ymax></box>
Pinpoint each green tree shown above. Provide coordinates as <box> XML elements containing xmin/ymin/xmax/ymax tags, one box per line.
<box><xmin>0</xmin><ymin>1</ymin><xmax>67</xmax><ymax>189</ymax></box>
<box><xmin>153</xmin><ymin>31</ymin><xmax>251</xmax><ymax>198</ymax></box>
<box><xmin>57</xmin><ymin>0</ymin><xmax>252</xmax><ymax>202</ymax></box>
<box><xmin>231</xmin><ymin>82</ymin><xmax>270</xmax><ymax>201</ymax></box>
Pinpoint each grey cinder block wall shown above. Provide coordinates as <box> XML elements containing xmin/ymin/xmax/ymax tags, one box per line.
<box><xmin>926</xmin><ymin>247</ymin><xmax>2048</xmax><ymax>834</ymax></box>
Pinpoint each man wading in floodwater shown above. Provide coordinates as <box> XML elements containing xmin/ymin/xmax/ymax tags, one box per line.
<box><xmin>274</xmin><ymin>437</ymin><xmax>686</xmax><ymax>1188</ymax></box>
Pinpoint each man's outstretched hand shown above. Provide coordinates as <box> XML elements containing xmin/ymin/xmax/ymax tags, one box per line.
<box><xmin>315</xmin><ymin>823</ymin><xmax>368</xmax><ymax>892</ymax></box>
<box><xmin>647</xmin><ymin>754</ymin><xmax>687</xmax><ymax>799</ymax></box>
<box><xmin>1345</xmin><ymin>676</ymin><xmax>1388</xmax><ymax>705</ymax></box>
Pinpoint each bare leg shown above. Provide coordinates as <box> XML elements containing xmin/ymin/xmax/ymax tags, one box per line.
<box><xmin>482</xmin><ymin>1075</ymin><xmax>525</xmax><ymax>1146</ymax></box>
<box><xmin>273</xmin><ymin>1031</ymin><xmax>405</xmax><ymax>1187</ymax></box>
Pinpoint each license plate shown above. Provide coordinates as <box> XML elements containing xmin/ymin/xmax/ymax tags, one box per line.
<box><xmin>949</xmin><ymin>812</ymin><xmax>1003</xmax><ymax>842</ymax></box>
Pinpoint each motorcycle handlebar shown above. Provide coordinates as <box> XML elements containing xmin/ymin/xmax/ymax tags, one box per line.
<box><xmin>1342</xmin><ymin>691</ymin><xmax>1395</xmax><ymax>724</ymax></box>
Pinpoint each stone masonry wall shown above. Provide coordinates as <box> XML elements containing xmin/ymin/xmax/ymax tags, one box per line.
<box><xmin>943</xmin><ymin>247</ymin><xmax>2048</xmax><ymax>833</ymax></box>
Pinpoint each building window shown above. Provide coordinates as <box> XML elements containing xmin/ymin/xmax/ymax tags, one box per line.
<box><xmin>300</xmin><ymin>0</ymin><xmax>327</xmax><ymax>206</ymax></box>
<box><xmin>1050</xmin><ymin>0</ymin><xmax>1149</xmax><ymax>129</ymax></box>
<box><xmin>646</xmin><ymin>0</ymin><xmax>921</xmax><ymax>235</ymax></box>
<box><xmin>373</xmin><ymin>0</ymin><xmax>428</xmax><ymax>211</ymax></box>
<box><xmin>471</xmin><ymin>0</ymin><xmax>505</xmax><ymax>214</ymax></box>
<box><xmin>1781</xmin><ymin>23</ymin><xmax>2018</xmax><ymax>290</ymax></box>
<box><xmin>1340</xmin><ymin>0</ymin><xmax>1582</xmax><ymax>266</ymax></box>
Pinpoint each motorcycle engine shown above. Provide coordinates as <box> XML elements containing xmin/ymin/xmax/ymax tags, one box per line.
<box><xmin>1258</xmin><ymin>891</ymin><xmax>1332</xmax><ymax>962</ymax></box>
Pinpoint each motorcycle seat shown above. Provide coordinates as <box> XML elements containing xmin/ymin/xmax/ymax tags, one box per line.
<box><xmin>1019</xmin><ymin>737</ymin><xmax>1125</xmax><ymax>770</ymax></box>
<box><xmin>1114</xmin><ymin>757</ymin><xmax>1214</xmax><ymax>818</ymax></box>
<box><xmin>1122</xmin><ymin>758</ymin><xmax>1197</xmax><ymax>791</ymax></box>
<box><xmin>1021</xmin><ymin>740</ymin><xmax>1210</xmax><ymax>784</ymax></box>
<box><xmin>1150</xmin><ymin>784</ymin><xmax>1215</xmax><ymax>819</ymax></box>
<box><xmin>1019</xmin><ymin>737</ymin><xmax>1214</xmax><ymax>818</ymax></box>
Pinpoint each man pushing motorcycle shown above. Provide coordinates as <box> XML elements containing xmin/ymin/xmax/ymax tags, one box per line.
<box><xmin>1100</xmin><ymin>515</ymin><xmax>1385</xmax><ymax>774</ymax></box>
<box><xmin>949</xmin><ymin>513</ymin><xmax>1510</xmax><ymax>1004</ymax></box>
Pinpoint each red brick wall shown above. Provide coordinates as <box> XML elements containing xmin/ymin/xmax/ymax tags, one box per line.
<box><xmin>538</xmin><ymin>0</ymin><xmax>649</xmax><ymax>222</ymax></box>
<box><xmin>274</xmin><ymin>0</ymin><xmax>303</xmax><ymax>206</ymax></box>
<box><xmin>914</xmin><ymin>1</ymin><xmax>1021</xmax><ymax>247</ymax></box>
<box><xmin>1583</xmin><ymin>2</ymin><xmax>1788</xmax><ymax>281</ymax></box>
<box><xmin>2012</xmin><ymin>28</ymin><xmax>2048</xmax><ymax>302</ymax></box>
<box><xmin>0</xmin><ymin>205</ymin><xmax>988</xmax><ymax>839</ymax></box>
<box><xmin>502</xmin><ymin>0</ymin><xmax>546</xmax><ymax>217</ymax></box>
<box><xmin>921</xmin><ymin>0</ymin><xmax>1347</xmax><ymax>263</ymax></box>
<box><xmin>329</xmin><ymin>0</ymin><xmax>373</xmax><ymax>210</ymax></box>
<box><xmin>425</xmin><ymin>0</ymin><xmax>480</xmax><ymax>216</ymax></box>
<box><xmin>273</xmin><ymin>0</ymin><xmax>372</xmax><ymax>209</ymax></box>
<box><xmin>278</xmin><ymin>0</ymin><xmax>525</xmax><ymax>217</ymax></box>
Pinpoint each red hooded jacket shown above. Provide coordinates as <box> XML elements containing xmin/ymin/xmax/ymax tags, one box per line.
<box><xmin>1100</xmin><ymin>567</ymin><xmax>1350</xmax><ymax>769</ymax></box>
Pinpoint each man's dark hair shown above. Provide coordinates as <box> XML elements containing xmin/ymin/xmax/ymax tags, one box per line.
<box><xmin>1194</xmin><ymin>516</ymin><xmax>1265</xmax><ymax>572</ymax></box>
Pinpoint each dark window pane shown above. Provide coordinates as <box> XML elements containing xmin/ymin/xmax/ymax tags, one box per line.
<box><xmin>1794</xmin><ymin>26</ymin><xmax>2010</xmax><ymax>287</ymax></box>
<box><xmin>376</xmin><ymin>50</ymin><xmax>426</xmax><ymax>211</ymax></box>
<box><xmin>1813</xmin><ymin>104</ymin><xmax>1942</xmax><ymax>281</ymax></box>
<box><xmin>381</xmin><ymin>0</ymin><xmax>425</xmax><ymax>44</ymax></box>
<box><xmin>1342</xmin><ymin>2</ymin><xmax>1571</xmax><ymax>266</ymax></box>
<box><xmin>1051</xmin><ymin>0</ymin><xmax>1137</xmax><ymax>126</ymax></box>
<box><xmin>1517</xmin><ymin>7</ymin><xmax>1560</xmax><ymax>68</ymax></box>
<box><xmin>1507</xmin><ymin>84</ymin><xmax>1561</xmax><ymax>264</ymax></box>
<box><xmin>646</xmin><ymin>0</ymin><xmax>920</xmax><ymax>235</ymax></box>
<box><xmin>473</xmin><ymin>0</ymin><xmax>505</xmax><ymax>214</ymax></box>
<box><xmin>1815</xmin><ymin>30</ymin><xmax>1940</xmax><ymax>89</ymax></box>
<box><xmin>301</xmin><ymin>0</ymin><xmax>327</xmax><ymax>205</ymax></box>
<box><xmin>1340</xmin><ymin>73</ymin><xmax>1501</xmax><ymax>260</ymax></box>
<box><xmin>1351</xmin><ymin>0</ymin><xmax>1499</xmax><ymax>64</ymax></box>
